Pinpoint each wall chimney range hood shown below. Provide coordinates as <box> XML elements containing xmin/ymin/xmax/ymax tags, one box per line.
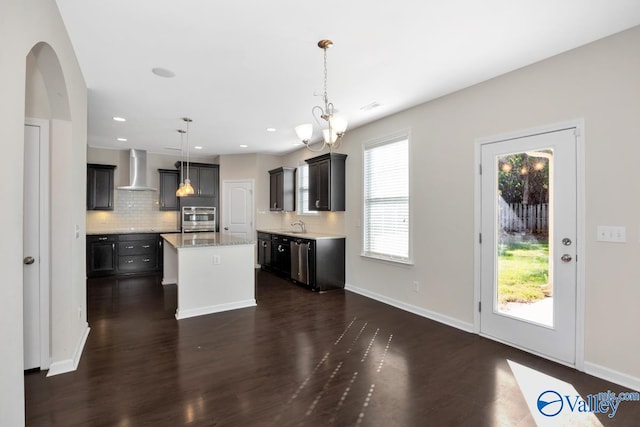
<box><xmin>117</xmin><ymin>149</ymin><xmax>157</xmax><ymax>191</ymax></box>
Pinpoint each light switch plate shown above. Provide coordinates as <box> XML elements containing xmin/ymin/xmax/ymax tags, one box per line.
<box><xmin>596</xmin><ymin>225</ymin><xmax>626</xmax><ymax>243</ymax></box>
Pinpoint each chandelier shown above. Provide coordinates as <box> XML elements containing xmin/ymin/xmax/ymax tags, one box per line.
<box><xmin>176</xmin><ymin>117</ymin><xmax>195</xmax><ymax>197</ymax></box>
<box><xmin>295</xmin><ymin>39</ymin><xmax>348</xmax><ymax>152</ymax></box>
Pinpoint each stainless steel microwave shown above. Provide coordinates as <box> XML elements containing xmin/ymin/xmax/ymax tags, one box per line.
<box><xmin>181</xmin><ymin>206</ymin><xmax>216</xmax><ymax>232</ymax></box>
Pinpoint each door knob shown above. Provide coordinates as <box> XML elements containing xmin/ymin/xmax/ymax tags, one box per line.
<box><xmin>23</xmin><ymin>256</ymin><xmax>35</xmax><ymax>265</ymax></box>
<box><xmin>561</xmin><ymin>254</ymin><xmax>572</xmax><ymax>262</ymax></box>
<box><xmin>224</xmin><ymin>227</ymin><xmax>229</xmax><ymax>230</ymax></box>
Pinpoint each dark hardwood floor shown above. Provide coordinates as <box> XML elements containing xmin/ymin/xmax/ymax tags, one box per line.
<box><xmin>25</xmin><ymin>271</ymin><xmax>638</xmax><ymax>426</ymax></box>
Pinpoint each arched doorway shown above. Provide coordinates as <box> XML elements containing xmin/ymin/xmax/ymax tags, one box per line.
<box><xmin>24</xmin><ymin>42</ymin><xmax>72</xmax><ymax>371</ymax></box>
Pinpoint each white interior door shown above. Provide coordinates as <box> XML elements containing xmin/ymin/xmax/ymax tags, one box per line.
<box><xmin>480</xmin><ymin>127</ymin><xmax>577</xmax><ymax>365</ymax></box>
<box><xmin>222</xmin><ymin>180</ymin><xmax>254</xmax><ymax>239</ymax></box>
<box><xmin>23</xmin><ymin>123</ymin><xmax>41</xmax><ymax>370</ymax></box>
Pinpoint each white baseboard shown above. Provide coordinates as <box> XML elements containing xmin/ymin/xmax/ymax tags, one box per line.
<box><xmin>584</xmin><ymin>361</ymin><xmax>640</xmax><ymax>392</ymax></box>
<box><xmin>175</xmin><ymin>299</ymin><xmax>256</xmax><ymax>320</ymax></box>
<box><xmin>345</xmin><ymin>284</ymin><xmax>474</xmax><ymax>333</ymax></box>
<box><xmin>47</xmin><ymin>324</ymin><xmax>90</xmax><ymax>377</ymax></box>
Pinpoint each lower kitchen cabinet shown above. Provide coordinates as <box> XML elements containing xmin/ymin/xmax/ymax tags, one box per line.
<box><xmin>257</xmin><ymin>231</ymin><xmax>345</xmax><ymax>291</ymax></box>
<box><xmin>270</xmin><ymin>234</ymin><xmax>291</xmax><ymax>276</ymax></box>
<box><xmin>87</xmin><ymin>233</ymin><xmax>163</xmax><ymax>278</ymax></box>
<box><xmin>87</xmin><ymin>235</ymin><xmax>117</xmax><ymax>276</ymax></box>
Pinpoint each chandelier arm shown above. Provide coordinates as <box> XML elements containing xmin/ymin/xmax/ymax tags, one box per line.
<box><xmin>304</xmin><ymin>141</ymin><xmax>328</xmax><ymax>152</ymax></box>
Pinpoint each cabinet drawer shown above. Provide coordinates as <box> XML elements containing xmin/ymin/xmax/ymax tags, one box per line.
<box><xmin>118</xmin><ymin>255</ymin><xmax>157</xmax><ymax>273</ymax></box>
<box><xmin>118</xmin><ymin>240</ymin><xmax>156</xmax><ymax>256</ymax></box>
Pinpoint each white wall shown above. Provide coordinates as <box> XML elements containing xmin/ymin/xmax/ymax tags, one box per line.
<box><xmin>0</xmin><ymin>0</ymin><xmax>88</xmax><ymax>425</ymax></box>
<box><xmin>331</xmin><ymin>26</ymin><xmax>640</xmax><ymax>385</ymax></box>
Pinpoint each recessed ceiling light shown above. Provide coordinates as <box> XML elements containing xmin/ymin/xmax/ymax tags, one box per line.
<box><xmin>113</xmin><ymin>116</ymin><xmax>126</xmax><ymax>122</ymax></box>
<box><xmin>194</xmin><ymin>146</ymin><xmax>203</xmax><ymax>150</ymax></box>
<box><xmin>266</xmin><ymin>128</ymin><xmax>277</xmax><ymax>132</ymax></box>
<box><xmin>152</xmin><ymin>67</ymin><xmax>176</xmax><ymax>78</ymax></box>
<box><xmin>116</xmin><ymin>137</ymin><xmax>127</xmax><ymax>142</ymax></box>
<box><xmin>239</xmin><ymin>144</ymin><xmax>248</xmax><ymax>148</ymax></box>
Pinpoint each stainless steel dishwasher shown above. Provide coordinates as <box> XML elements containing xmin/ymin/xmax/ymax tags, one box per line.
<box><xmin>290</xmin><ymin>240</ymin><xmax>311</xmax><ymax>285</ymax></box>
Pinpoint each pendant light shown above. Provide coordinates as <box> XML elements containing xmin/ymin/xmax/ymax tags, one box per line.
<box><xmin>176</xmin><ymin>129</ymin><xmax>186</xmax><ymax>196</ymax></box>
<box><xmin>181</xmin><ymin>117</ymin><xmax>195</xmax><ymax>196</ymax></box>
<box><xmin>294</xmin><ymin>39</ymin><xmax>348</xmax><ymax>152</ymax></box>
<box><xmin>176</xmin><ymin>117</ymin><xmax>195</xmax><ymax>197</ymax></box>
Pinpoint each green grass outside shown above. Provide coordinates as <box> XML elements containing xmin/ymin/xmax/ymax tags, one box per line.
<box><xmin>498</xmin><ymin>239</ymin><xmax>549</xmax><ymax>304</ymax></box>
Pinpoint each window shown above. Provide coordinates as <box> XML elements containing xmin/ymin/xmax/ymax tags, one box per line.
<box><xmin>297</xmin><ymin>163</ymin><xmax>317</xmax><ymax>215</ymax></box>
<box><xmin>363</xmin><ymin>134</ymin><xmax>410</xmax><ymax>263</ymax></box>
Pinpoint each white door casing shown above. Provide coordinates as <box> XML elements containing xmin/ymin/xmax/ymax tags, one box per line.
<box><xmin>475</xmin><ymin>122</ymin><xmax>584</xmax><ymax>367</ymax></box>
<box><xmin>222</xmin><ymin>180</ymin><xmax>254</xmax><ymax>240</ymax></box>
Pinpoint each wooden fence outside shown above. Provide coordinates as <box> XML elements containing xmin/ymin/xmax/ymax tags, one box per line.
<box><xmin>499</xmin><ymin>201</ymin><xmax>548</xmax><ymax>234</ymax></box>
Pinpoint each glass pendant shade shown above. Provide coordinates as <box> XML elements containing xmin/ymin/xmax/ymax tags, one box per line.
<box><xmin>322</xmin><ymin>128</ymin><xmax>339</xmax><ymax>144</ymax></box>
<box><xmin>330</xmin><ymin>114</ymin><xmax>348</xmax><ymax>134</ymax></box>
<box><xmin>176</xmin><ymin>183</ymin><xmax>185</xmax><ymax>197</ymax></box>
<box><xmin>295</xmin><ymin>123</ymin><xmax>313</xmax><ymax>142</ymax></box>
<box><xmin>182</xmin><ymin>178</ymin><xmax>195</xmax><ymax>195</ymax></box>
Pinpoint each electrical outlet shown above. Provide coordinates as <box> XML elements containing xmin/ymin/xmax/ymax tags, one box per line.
<box><xmin>413</xmin><ymin>281</ymin><xmax>419</xmax><ymax>292</ymax></box>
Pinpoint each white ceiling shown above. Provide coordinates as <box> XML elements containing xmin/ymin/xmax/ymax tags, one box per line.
<box><xmin>56</xmin><ymin>0</ymin><xmax>640</xmax><ymax>156</ymax></box>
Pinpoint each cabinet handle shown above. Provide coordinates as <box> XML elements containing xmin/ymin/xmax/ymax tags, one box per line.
<box><xmin>143</xmin><ymin>258</ymin><xmax>151</xmax><ymax>262</ymax></box>
<box><xmin>273</xmin><ymin>202</ymin><xmax>277</xmax><ymax>208</ymax></box>
<box><xmin>142</xmin><ymin>245</ymin><xmax>150</xmax><ymax>248</ymax></box>
<box><xmin>315</xmin><ymin>200</ymin><xmax>320</xmax><ymax>208</ymax></box>
<box><xmin>112</xmin><ymin>243</ymin><xmax>115</xmax><ymax>250</ymax></box>
<box><xmin>126</xmin><ymin>259</ymin><xmax>134</xmax><ymax>264</ymax></box>
<box><xmin>99</xmin><ymin>237</ymin><xmax>108</xmax><ymax>241</ymax></box>
<box><xmin>125</xmin><ymin>245</ymin><xmax>134</xmax><ymax>249</ymax></box>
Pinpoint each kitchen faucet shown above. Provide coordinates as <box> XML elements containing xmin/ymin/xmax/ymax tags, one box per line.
<box><xmin>291</xmin><ymin>220</ymin><xmax>306</xmax><ymax>233</ymax></box>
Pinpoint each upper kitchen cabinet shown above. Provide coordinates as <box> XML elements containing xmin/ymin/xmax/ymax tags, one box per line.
<box><xmin>158</xmin><ymin>169</ymin><xmax>180</xmax><ymax>211</ymax></box>
<box><xmin>87</xmin><ymin>164</ymin><xmax>116</xmax><ymax>210</ymax></box>
<box><xmin>269</xmin><ymin>167</ymin><xmax>296</xmax><ymax>211</ymax></box>
<box><xmin>174</xmin><ymin>162</ymin><xmax>219</xmax><ymax>198</ymax></box>
<box><xmin>305</xmin><ymin>153</ymin><xmax>347</xmax><ymax>211</ymax></box>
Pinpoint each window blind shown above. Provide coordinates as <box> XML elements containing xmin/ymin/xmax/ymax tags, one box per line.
<box><xmin>363</xmin><ymin>137</ymin><xmax>410</xmax><ymax>261</ymax></box>
<box><xmin>297</xmin><ymin>163</ymin><xmax>315</xmax><ymax>215</ymax></box>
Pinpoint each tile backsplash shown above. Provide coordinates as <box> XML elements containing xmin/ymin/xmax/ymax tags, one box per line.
<box><xmin>86</xmin><ymin>190</ymin><xmax>179</xmax><ymax>232</ymax></box>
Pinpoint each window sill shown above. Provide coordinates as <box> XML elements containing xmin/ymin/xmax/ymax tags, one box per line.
<box><xmin>360</xmin><ymin>253</ymin><xmax>414</xmax><ymax>266</ymax></box>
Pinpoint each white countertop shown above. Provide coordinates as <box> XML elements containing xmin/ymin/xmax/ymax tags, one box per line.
<box><xmin>256</xmin><ymin>229</ymin><xmax>345</xmax><ymax>240</ymax></box>
<box><xmin>161</xmin><ymin>232</ymin><xmax>254</xmax><ymax>248</ymax></box>
<box><xmin>88</xmin><ymin>227</ymin><xmax>180</xmax><ymax>235</ymax></box>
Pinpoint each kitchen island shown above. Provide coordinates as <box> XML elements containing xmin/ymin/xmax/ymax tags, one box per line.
<box><xmin>161</xmin><ymin>232</ymin><xmax>256</xmax><ymax>320</ymax></box>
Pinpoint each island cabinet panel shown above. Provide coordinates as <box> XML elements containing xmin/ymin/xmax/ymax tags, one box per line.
<box><xmin>87</xmin><ymin>164</ymin><xmax>116</xmax><ymax>210</ymax></box>
<box><xmin>158</xmin><ymin>169</ymin><xmax>180</xmax><ymax>211</ymax></box>
<box><xmin>87</xmin><ymin>233</ymin><xmax>162</xmax><ymax>278</ymax></box>
<box><xmin>305</xmin><ymin>153</ymin><xmax>347</xmax><ymax>211</ymax></box>
<box><xmin>269</xmin><ymin>167</ymin><xmax>296</xmax><ymax>211</ymax></box>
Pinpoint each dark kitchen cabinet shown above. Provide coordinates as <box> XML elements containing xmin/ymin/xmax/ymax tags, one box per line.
<box><xmin>269</xmin><ymin>167</ymin><xmax>295</xmax><ymax>211</ymax></box>
<box><xmin>117</xmin><ymin>234</ymin><xmax>160</xmax><ymax>274</ymax></box>
<box><xmin>271</xmin><ymin>234</ymin><xmax>291</xmax><ymax>276</ymax></box>
<box><xmin>305</xmin><ymin>153</ymin><xmax>347</xmax><ymax>211</ymax></box>
<box><xmin>87</xmin><ymin>233</ymin><xmax>163</xmax><ymax>278</ymax></box>
<box><xmin>86</xmin><ymin>235</ymin><xmax>117</xmax><ymax>277</ymax></box>
<box><xmin>258</xmin><ymin>231</ymin><xmax>346</xmax><ymax>291</ymax></box>
<box><xmin>87</xmin><ymin>164</ymin><xmax>116</xmax><ymax>210</ymax></box>
<box><xmin>174</xmin><ymin>162</ymin><xmax>219</xmax><ymax>198</ymax></box>
<box><xmin>158</xmin><ymin>169</ymin><xmax>180</xmax><ymax>211</ymax></box>
<box><xmin>257</xmin><ymin>232</ymin><xmax>272</xmax><ymax>268</ymax></box>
